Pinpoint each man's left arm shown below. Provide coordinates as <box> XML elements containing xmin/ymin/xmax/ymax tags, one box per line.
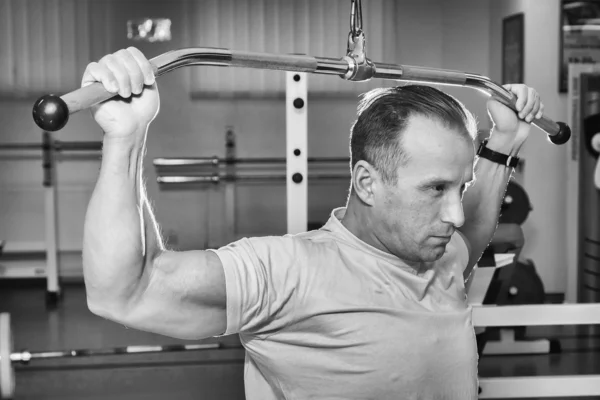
<box><xmin>459</xmin><ymin>85</ymin><xmax>544</xmax><ymax>280</ymax></box>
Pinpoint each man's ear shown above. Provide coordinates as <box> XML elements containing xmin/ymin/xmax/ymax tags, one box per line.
<box><xmin>352</xmin><ymin>160</ymin><xmax>379</xmax><ymax>206</ymax></box>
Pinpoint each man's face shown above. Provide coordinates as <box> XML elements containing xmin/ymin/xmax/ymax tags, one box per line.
<box><xmin>373</xmin><ymin>115</ymin><xmax>475</xmax><ymax>263</ymax></box>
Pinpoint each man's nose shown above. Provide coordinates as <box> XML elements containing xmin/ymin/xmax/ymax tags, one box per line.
<box><xmin>441</xmin><ymin>192</ymin><xmax>465</xmax><ymax>228</ymax></box>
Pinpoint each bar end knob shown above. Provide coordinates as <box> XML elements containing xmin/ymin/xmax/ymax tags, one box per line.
<box><xmin>32</xmin><ymin>94</ymin><xmax>69</xmax><ymax>132</ymax></box>
<box><xmin>549</xmin><ymin>121</ymin><xmax>571</xmax><ymax>145</ymax></box>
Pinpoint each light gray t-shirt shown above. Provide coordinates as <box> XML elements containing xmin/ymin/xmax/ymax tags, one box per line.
<box><xmin>211</xmin><ymin>207</ymin><xmax>478</xmax><ymax>400</ymax></box>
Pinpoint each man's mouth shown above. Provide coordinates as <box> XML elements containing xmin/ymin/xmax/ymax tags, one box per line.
<box><xmin>433</xmin><ymin>235</ymin><xmax>452</xmax><ymax>241</ymax></box>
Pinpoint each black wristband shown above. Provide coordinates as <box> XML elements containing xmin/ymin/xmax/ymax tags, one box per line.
<box><xmin>476</xmin><ymin>140</ymin><xmax>520</xmax><ymax>168</ymax></box>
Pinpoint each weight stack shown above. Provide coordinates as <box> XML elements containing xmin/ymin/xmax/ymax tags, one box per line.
<box><xmin>577</xmin><ymin>75</ymin><xmax>600</xmax><ymax>341</ymax></box>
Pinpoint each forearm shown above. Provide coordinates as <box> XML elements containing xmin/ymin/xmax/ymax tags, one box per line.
<box><xmin>460</xmin><ymin>133</ymin><xmax>522</xmax><ymax>271</ymax></box>
<box><xmin>83</xmin><ymin>131</ymin><xmax>164</xmax><ymax>310</ymax></box>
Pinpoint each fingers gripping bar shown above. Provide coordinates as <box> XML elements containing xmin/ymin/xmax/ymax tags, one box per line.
<box><xmin>31</xmin><ymin>47</ymin><xmax>571</xmax><ymax>145</ymax></box>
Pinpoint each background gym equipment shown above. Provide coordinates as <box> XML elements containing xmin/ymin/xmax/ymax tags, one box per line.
<box><xmin>0</xmin><ymin>138</ymin><xmax>102</xmax><ymax>153</ymax></box>
<box><xmin>469</xmin><ymin>281</ymin><xmax>600</xmax><ymax>398</ymax></box>
<box><xmin>496</xmin><ymin>182</ymin><xmax>543</xmax><ymax>312</ymax></box>
<box><xmin>153</xmin><ymin>156</ymin><xmax>350</xmax><ymax>166</ymax></box>
<box><xmin>577</xmin><ymin>76</ymin><xmax>600</xmax><ymax>311</ymax></box>
<box><xmin>0</xmin><ymin>314</ymin><xmax>13</xmax><ymax>399</ymax></box>
<box><xmin>498</xmin><ymin>180</ymin><xmax>532</xmax><ymax>226</ymax></box>
<box><xmin>156</xmin><ymin>173</ymin><xmax>350</xmax><ymax>184</ymax></box>
<box><xmin>154</xmin><ymin>150</ymin><xmax>351</xmax><ymax>246</ymax></box>
<box><xmin>565</xmin><ymin>66</ymin><xmax>600</xmax><ymax>353</ymax></box>
<box><xmin>498</xmin><ymin>260</ymin><xmax>545</xmax><ymax>307</ymax></box>
<box><xmin>0</xmin><ymin>312</ymin><xmax>227</xmax><ymax>399</ymax></box>
<box><xmin>0</xmin><ymin>133</ymin><xmax>102</xmax><ymax>307</ymax></box>
<box><xmin>478</xmin><ymin>260</ymin><xmax>560</xmax><ymax>356</ymax></box>
<box><xmin>475</xmin><ymin>179</ymin><xmax>560</xmax><ymax>355</ymax></box>
<box><xmin>566</xmin><ymin>64</ymin><xmax>600</xmax><ymax>305</ymax></box>
<box><xmin>154</xmin><ymin>154</ymin><xmax>351</xmax><ymax>185</ymax></box>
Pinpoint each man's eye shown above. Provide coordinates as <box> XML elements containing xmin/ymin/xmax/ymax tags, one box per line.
<box><xmin>433</xmin><ymin>185</ymin><xmax>445</xmax><ymax>192</ymax></box>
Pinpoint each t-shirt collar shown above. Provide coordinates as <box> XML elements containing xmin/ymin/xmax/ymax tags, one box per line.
<box><xmin>322</xmin><ymin>207</ymin><xmax>419</xmax><ymax>271</ymax></box>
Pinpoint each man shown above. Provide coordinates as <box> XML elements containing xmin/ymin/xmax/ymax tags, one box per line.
<box><xmin>82</xmin><ymin>47</ymin><xmax>543</xmax><ymax>399</ymax></box>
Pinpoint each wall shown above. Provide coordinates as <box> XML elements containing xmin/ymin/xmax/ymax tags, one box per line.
<box><xmin>441</xmin><ymin>0</ymin><xmax>492</xmax><ymax>126</ymax></box>
<box><xmin>0</xmin><ymin>0</ymin><xmax>495</xmax><ymax>276</ymax></box>
<box><xmin>489</xmin><ymin>0</ymin><xmax>568</xmax><ymax>293</ymax></box>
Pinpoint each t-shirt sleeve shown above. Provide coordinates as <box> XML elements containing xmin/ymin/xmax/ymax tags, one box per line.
<box><xmin>207</xmin><ymin>236</ymin><xmax>300</xmax><ymax>337</ymax></box>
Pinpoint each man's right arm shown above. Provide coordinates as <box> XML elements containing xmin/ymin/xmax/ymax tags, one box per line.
<box><xmin>84</xmin><ymin>131</ymin><xmax>228</xmax><ymax>339</ymax></box>
<box><xmin>82</xmin><ymin>48</ymin><xmax>227</xmax><ymax>339</ymax></box>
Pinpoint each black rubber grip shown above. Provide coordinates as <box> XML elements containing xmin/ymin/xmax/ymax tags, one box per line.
<box><xmin>549</xmin><ymin>121</ymin><xmax>571</xmax><ymax>145</ymax></box>
<box><xmin>32</xmin><ymin>94</ymin><xmax>70</xmax><ymax>132</ymax></box>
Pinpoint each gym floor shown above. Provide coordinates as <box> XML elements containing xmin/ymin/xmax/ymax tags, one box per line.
<box><xmin>1</xmin><ymin>281</ymin><xmax>246</xmax><ymax>400</ymax></box>
<box><xmin>1</xmin><ymin>282</ymin><xmax>599</xmax><ymax>400</ymax></box>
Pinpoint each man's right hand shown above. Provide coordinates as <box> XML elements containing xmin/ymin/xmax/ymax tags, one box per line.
<box><xmin>82</xmin><ymin>47</ymin><xmax>159</xmax><ymax>139</ymax></box>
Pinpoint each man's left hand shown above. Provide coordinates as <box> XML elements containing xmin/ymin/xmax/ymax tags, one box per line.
<box><xmin>487</xmin><ymin>84</ymin><xmax>544</xmax><ymax>146</ymax></box>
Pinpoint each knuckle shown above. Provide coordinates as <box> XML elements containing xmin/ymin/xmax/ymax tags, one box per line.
<box><xmin>127</xmin><ymin>46</ymin><xmax>141</xmax><ymax>56</ymax></box>
<box><xmin>99</xmin><ymin>53</ymin><xmax>115</xmax><ymax>64</ymax></box>
<box><xmin>84</xmin><ymin>62</ymin><xmax>99</xmax><ymax>75</ymax></box>
<box><xmin>111</xmin><ymin>66</ymin><xmax>127</xmax><ymax>81</ymax></box>
<box><xmin>116</xmin><ymin>48</ymin><xmax>129</xmax><ymax>58</ymax></box>
<box><xmin>131</xmin><ymin>76</ymin><xmax>144</xmax><ymax>92</ymax></box>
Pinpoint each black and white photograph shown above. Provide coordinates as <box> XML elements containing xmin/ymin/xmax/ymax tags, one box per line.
<box><xmin>0</xmin><ymin>1</ymin><xmax>598</xmax><ymax>399</ymax></box>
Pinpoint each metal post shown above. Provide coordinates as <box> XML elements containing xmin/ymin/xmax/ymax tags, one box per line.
<box><xmin>42</xmin><ymin>132</ymin><xmax>60</xmax><ymax>302</ymax></box>
<box><xmin>224</xmin><ymin>127</ymin><xmax>236</xmax><ymax>243</ymax></box>
<box><xmin>286</xmin><ymin>72</ymin><xmax>308</xmax><ymax>234</ymax></box>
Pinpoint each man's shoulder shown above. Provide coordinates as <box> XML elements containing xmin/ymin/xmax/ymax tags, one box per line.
<box><xmin>226</xmin><ymin>228</ymin><xmax>340</xmax><ymax>257</ymax></box>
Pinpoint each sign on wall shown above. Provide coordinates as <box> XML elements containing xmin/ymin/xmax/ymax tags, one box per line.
<box><xmin>502</xmin><ymin>13</ymin><xmax>524</xmax><ymax>84</ymax></box>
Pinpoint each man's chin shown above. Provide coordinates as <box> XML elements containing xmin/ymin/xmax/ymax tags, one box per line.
<box><xmin>422</xmin><ymin>245</ymin><xmax>447</xmax><ymax>262</ymax></box>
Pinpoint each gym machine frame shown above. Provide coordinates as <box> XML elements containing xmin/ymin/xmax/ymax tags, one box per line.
<box><xmin>0</xmin><ymin>134</ymin><xmax>101</xmax><ymax>304</ymax></box>
<box><xmin>26</xmin><ymin>0</ymin><xmax>600</xmax><ymax>398</ymax></box>
<box><xmin>153</xmin><ymin>150</ymin><xmax>351</xmax><ymax>246</ymax></box>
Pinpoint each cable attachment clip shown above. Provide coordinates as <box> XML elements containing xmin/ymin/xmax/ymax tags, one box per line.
<box><xmin>342</xmin><ymin>0</ymin><xmax>375</xmax><ymax>81</ymax></box>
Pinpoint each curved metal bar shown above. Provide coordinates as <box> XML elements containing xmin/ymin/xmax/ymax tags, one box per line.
<box><xmin>151</xmin><ymin>48</ymin><xmax>348</xmax><ymax>77</ymax></box>
<box><xmin>32</xmin><ymin>47</ymin><xmax>570</xmax><ymax>144</ymax></box>
<box><xmin>373</xmin><ymin>62</ymin><xmax>467</xmax><ymax>85</ymax></box>
<box><xmin>464</xmin><ymin>74</ymin><xmax>563</xmax><ymax>138</ymax></box>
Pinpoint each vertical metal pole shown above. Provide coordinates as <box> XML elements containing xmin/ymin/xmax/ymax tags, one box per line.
<box><xmin>577</xmin><ymin>74</ymin><xmax>600</xmax><ymax>343</ymax></box>
<box><xmin>224</xmin><ymin>127</ymin><xmax>236</xmax><ymax>243</ymax></box>
<box><xmin>565</xmin><ymin>64</ymin><xmax>600</xmax><ymax>303</ymax></box>
<box><xmin>566</xmin><ymin>64</ymin><xmax>583</xmax><ymax>304</ymax></box>
<box><xmin>286</xmin><ymin>72</ymin><xmax>308</xmax><ymax>234</ymax></box>
<box><xmin>42</xmin><ymin>132</ymin><xmax>60</xmax><ymax>299</ymax></box>
<box><xmin>578</xmin><ymin>76</ymin><xmax>600</xmax><ymax>301</ymax></box>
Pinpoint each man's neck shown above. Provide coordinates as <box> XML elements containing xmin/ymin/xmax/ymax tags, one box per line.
<box><xmin>340</xmin><ymin>197</ymin><xmax>423</xmax><ymax>271</ymax></box>
<box><xmin>340</xmin><ymin>198</ymin><xmax>387</xmax><ymax>253</ymax></box>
